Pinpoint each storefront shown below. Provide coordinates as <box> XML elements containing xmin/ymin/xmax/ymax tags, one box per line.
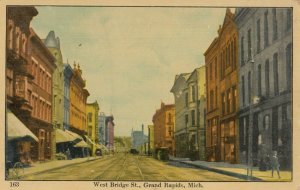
<box><xmin>7</xmin><ymin>109</ymin><xmax>38</xmax><ymax>165</ymax></box>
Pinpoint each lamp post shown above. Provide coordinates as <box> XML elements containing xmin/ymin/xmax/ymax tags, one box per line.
<box><xmin>247</xmin><ymin>49</ymin><xmax>255</xmax><ymax>180</ymax></box>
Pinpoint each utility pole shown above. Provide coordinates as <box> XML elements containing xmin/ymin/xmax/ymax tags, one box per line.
<box><xmin>247</xmin><ymin>49</ymin><xmax>255</xmax><ymax>180</ymax></box>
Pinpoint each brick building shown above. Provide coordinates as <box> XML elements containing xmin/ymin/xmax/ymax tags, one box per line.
<box><xmin>204</xmin><ymin>8</ymin><xmax>239</xmax><ymax>163</ymax></box>
<box><xmin>235</xmin><ymin>8</ymin><xmax>292</xmax><ymax>169</ymax></box>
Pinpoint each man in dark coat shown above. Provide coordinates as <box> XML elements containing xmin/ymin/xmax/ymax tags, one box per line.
<box><xmin>270</xmin><ymin>151</ymin><xmax>281</xmax><ymax>179</ymax></box>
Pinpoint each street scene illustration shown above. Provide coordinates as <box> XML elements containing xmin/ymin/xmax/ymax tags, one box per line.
<box><xmin>5</xmin><ymin>6</ymin><xmax>292</xmax><ymax>181</ymax></box>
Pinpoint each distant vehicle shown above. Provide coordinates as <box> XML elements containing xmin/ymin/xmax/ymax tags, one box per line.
<box><xmin>129</xmin><ymin>149</ymin><xmax>139</xmax><ymax>154</ymax></box>
<box><xmin>155</xmin><ymin>147</ymin><xmax>169</xmax><ymax>161</ymax></box>
<box><xmin>95</xmin><ymin>149</ymin><xmax>102</xmax><ymax>156</ymax></box>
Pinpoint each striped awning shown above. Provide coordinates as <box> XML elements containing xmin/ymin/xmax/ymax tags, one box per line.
<box><xmin>55</xmin><ymin>128</ymin><xmax>78</xmax><ymax>143</ymax></box>
<box><xmin>7</xmin><ymin>109</ymin><xmax>38</xmax><ymax>142</ymax></box>
<box><xmin>74</xmin><ymin>140</ymin><xmax>89</xmax><ymax>148</ymax></box>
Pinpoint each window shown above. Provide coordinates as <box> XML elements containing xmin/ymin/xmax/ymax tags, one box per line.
<box><xmin>191</xmin><ymin>110</ymin><xmax>195</xmax><ymax>126</ymax></box>
<box><xmin>168</xmin><ymin>113</ymin><xmax>172</xmax><ymax>123</ymax></box>
<box><xmin>88</xmin><ymin>112</ymin><xmax>92</xmax><ymax>122</ymax></box>
<box><xmin>264</xmin><ymin>115</ymin><xmax>270</xmax><ymax>130</ymax></box>
<box><xmin>242</xmin><ymin>76</ymin><xmax>245</xmax><ymax>106</ymax></box>
<box><xmin>191</xmin><ymin>85</ymin><xmax>196</xmax><ymax>102</ymax></box>
<box><xmin>257</xmin><ymin>19</ymin><xmax>261</xmax><ymax>53</ymax></box>
<box><xmin>185</xmin><ymin>114</ymin><xmax>188</xmax><ymax>125</ymax></box>
<box><xmin>248</xmin><ymin>71</ymin><xmax>251</xmax><ymax>104</ymax></box>
<box><xmin>210</xmin><ymin>90</ymin><xmax>214</xmax><ymax>111</ymax></box>
<box><xmin>222</xmin><ymin>92</ymin><xmax>225</xmax><ymax>115</ymax></box>
<box><xmin>247</xmin><ymin>29</ymin><xmax>252</xmax><ymax>61</ymax></box>
<box><xmin>241</xmin><ymin>36</ymin><xmax>245</xmax><ymax>66</ymax></box>
<box><xmin>185</xmin><ymin>92</ymin><xmax>188</xmax><ymax>107</ymax></box>
<box><xmin>215</xmin><ymin>57</ymin><xmax>217</xmax><ymax>78</ymax></box>
<box><xmin>273</xmin><ymin>53</ymin><xmax>279</xmax><ymax>95</ymax></box>
<box><xmin>286</xmin><ymin>43</ymin><xmax>292</xmax><ymax>90</ymax></box>
<box><xmin>232</xmin><ymin>86</ymin><xmax>237</xmax><ymax>112</ymax></box>
<box><xmin>220</xmin><ymin>52</ymin><xmax>223</xmax><ymax>79</ymax></box>
<box><xmin>233</xmin><ymin>37</ymin><xmax>237</xmax><ymax>69</ymax></box>
<box><xmin>264</xmin><ymin>11</ymin><xmax>269</xmax><ymax>48</ymax></box>
<box><xmin>231</xmin><ymin>41</ymin><xmax>234</xmax><ymax>67</ymax></box>
<box><xmin>258</xmin><ymin>64</ymin><xmax>262</xmax><ymax>96</ymax></box>
<box><xmin>265</xmin><ymin>59</ymin><xmax>270</xmax><ymax>96</ymax></box>
<box><xmin>8</xmin><ymin>26</ymin><xmax>13</xmax><ymax>49</ymax></box>
<box><xmin>227</xmin><ymin>89</ymin><xmax>231</xmax><ymax>113</ymax></box>
<box><xmin>272</xmin><ymin>9</ymin><xmax>278</xmax><ymax>41</ymax></box>
<box><xmin>210</xmin><ymin>62</ymin><xmax>212</xmax><ymax>80</ymax></box>
<box><xmin>286</xmin><ymin>9</ymin><xmax>292</xmax><ymax>30</ymax></box>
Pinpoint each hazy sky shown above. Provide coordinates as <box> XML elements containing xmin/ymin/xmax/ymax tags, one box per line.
<box><xmin>31</xmin><ymin>6</ymin><xmax>229</xmax><ymax>136</ymax></box>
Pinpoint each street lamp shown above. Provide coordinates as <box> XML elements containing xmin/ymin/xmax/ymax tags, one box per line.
<box><xmin>247</xmin><ymin>49</ymin><xmax>255</xmax><ymax>180</ymax></box>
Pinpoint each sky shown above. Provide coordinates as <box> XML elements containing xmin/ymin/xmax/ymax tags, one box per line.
<box><xmin>31</xmin><ymin>6</ymin><xmax>230</xmax><ymax>137</ymax></box>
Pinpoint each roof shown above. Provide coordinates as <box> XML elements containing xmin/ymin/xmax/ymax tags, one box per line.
<box><xmin>29</xmin><ymin>28</ymin><xmax>56</xmax><ymax>69</ymax></box>
<box><xmin>170</xmin><ymin>73</ymin><xmax>191</xmax><ymax>93</ymax></box>
<box><xmin>44</xmin><ymin>31</ymin><xmax>60</xmax><ymax>49</ymax></box>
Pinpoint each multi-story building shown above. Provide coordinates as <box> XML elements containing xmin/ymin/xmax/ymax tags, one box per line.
<box><xmin>6</xmin><ymin>6</ymin><xmax>39</xmax><ymax>163</ymax></box>
<box><xmin>69</xmin><ymin>63</ymin><xmax>90</xmax><ymax>136</ymax></box>
<box><xmin>204</xmin><ymin>8</ymin><xmax>239</xmax><ymax>163</ymax></box>
<box><xmin>170</xmin><ymin>73</ymin><xmax>191</xmax><ymax>157</ymax></box>
<box><xmin>44</xmin><ymin>31</ymin><xmax>64</xmax><ymax>156</ymax></box>
<box><xmin>152</xmin><ymin>102</ymin><xmax>175</xmax><ymax>156</ymax></box>
<box><xmin>63</xmin><ymin>63</ymin><xmax>73</xmax><ymax>130</ymax></box>
<box><xmin>235</xmin><ymin>8</ymin><xmax>292</xmax><ymax>169</ymax></box>
<box><xmin>98</xmin><ymin>112</ymin><xmax>106</xmax><ymax>145</ymax></box>
<box><xmin>131</xmin><ymin>124</ymin><xmax>148</xmax><ymax>152</ymax></box>
<box><xmin>27</xmin><ymin>28</ymin><xmax>56</xmax><ymax>161</ymax></box>
<box><xmin>186</xmin><ymin>66</ymin><xmax>206</xmax><ymax>160</ymax></box>
<box><xmin>148</xmin><ymin>125</ymin><xmax>154</xmax><ymax>155</ymax></box>
<box><xmin>86</xmin><ymin>101</ymin><xmax>100</xmax><ymax>155</ymax></box>
<box><xmin>105</xmin><ymin>115</ymin><xmax>115</xmax><ymax>151</ymax></box>
<box><xmin>44</xmin><ymin>31</ymin><xmax>64</xmax><ymax>129</ymax></box>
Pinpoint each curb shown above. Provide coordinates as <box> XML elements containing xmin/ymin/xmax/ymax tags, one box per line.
<box><xmin>170</xmin><ymin>159</ymin><xmax>263</xmax><ymax>181</ymax></box>
<box><xmin>18</xmin><ymin>157</ymin><xmax>102</xmax><ymax>179</ymax></box>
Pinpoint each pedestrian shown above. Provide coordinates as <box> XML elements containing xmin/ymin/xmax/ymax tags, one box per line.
<box><xmin>270</xmin><ymin>151</ymin><xmax>281</xmax><ymax>179</ymax></box>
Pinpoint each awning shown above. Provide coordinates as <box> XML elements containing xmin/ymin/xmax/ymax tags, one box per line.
<box><xmin>7</xmin><ymin>109</ymin><xmax>38</xmax><ymax>142</ymax></box>
<box><xmin>74</xmin><ymin>140</ymin><xmax>89</xmax><ymax>148</ymax></box>
<box><xmin>55</xmin><ymin>128</ymin><xmax>78</xmax><ymax>143</ymax></box>
<box><xmin>65</xmin><ymin>130</ymin><xmax>83</xmax><ymax>140</ymax></box>
<box><xmin>84</xmin><ymin>135</ymin><xmax>96</xmax><ymax>146</ymax></box>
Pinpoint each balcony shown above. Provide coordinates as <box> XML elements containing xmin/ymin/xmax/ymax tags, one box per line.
<box><xmin>7</xmin><ymin>49</ymin><xmax>34</xmax><ymax>79</ymax></box>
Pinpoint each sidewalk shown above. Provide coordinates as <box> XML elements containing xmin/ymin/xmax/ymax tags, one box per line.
<box><xmin>10</xmin><ymin>156</ymin><xmax>103</xmax><ymax>179</ymax></box>
<box><xmin>169</xmin><ymin>156</ymin><xmax>292</xmax><ymax>181</ymax></box>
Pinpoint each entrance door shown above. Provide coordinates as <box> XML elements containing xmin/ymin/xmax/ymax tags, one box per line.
<box><xmin>38</xmin><ymin>129</ymin><xmax>45</xmax><ymax>161</ymax></box>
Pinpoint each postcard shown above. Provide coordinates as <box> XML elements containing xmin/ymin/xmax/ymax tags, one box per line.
<box><xmin>0</xmin><ymin>0</ymin><xmax>299</xmax><ymax>190</ymax></box>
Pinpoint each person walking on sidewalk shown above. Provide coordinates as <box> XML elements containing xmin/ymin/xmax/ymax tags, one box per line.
<box><xmin>270</xmin><ymin>151</ymin><xmax>281</xmax><ymax>179</ymax></box>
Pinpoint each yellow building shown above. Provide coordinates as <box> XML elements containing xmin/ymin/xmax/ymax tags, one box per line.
<box><xmin>86</xmin><ymin>101</ymin><xmax>100</xmax><ymax>155</ymax></box>
<box><xmin>69</xmin><ymin>63</ymin><xmax>89</xmax><ymax>136</ymax></box>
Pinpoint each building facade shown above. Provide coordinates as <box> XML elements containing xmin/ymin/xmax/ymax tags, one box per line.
<box><xmin>6</xmin><ymin>6</ymin><xmax>41</xmax><ymax>163</ymax></box>
<box><xmin>152</xmin><ymin>102</ymin><xmax>175</xmax><ymax>156</ymax></box>
<box><xmin>170</xmin><ymin>73</ymin><xmax>191</xmax><ymax>158</ymax></box>
<box><xmin>186</xmin><ymin>66</ymin><xmax>207</xmax><ymax>160</ymax></box>
<box><xmin>86</xmin><ymin>101</ymin><xmax>100</xmax><ymax>155</ymax></box>
<box><xmin>63</xmin><ymin>63</ymin><xmax>73</xmax><ymax>130</ymax></box>
<box><xmin>105</xmin><ymin>115</ymin><xmax>115</xmax><ymax>151</ymax></box>
<box><xmin>98</xmin><ymin>112</ymin><xmax>106</xmax><ymax>145</ymax></box>
<box><xmin>148</xmin><ymin>125</ymin><xmax>154</xmax><ymax>155</ymax></box>
<box><xmin>235</xmin><ymin>8</ymin><xmax>292</xmax><ymax>169</ymax></box>
<box><xmin>69</xmin><ymin>63</ymin><xmax>90</xmax><ymax>136</ymax></box>
<box><xmin>131</xmin><ymin>124</ymin><xmax>148</xmax><ymax>152</ymax></box>
<box><xmin>204</xmin><ymin>8</ymin><xmax>239</xmax><ymax>163</ymax></box>
<box><xmin>26</xmin><ymin>29</ymin><xmax>56</xmax><ymax>161</ymax></box>
<box><xmin>44</xmin><ymin>31</ymin><xmax>64</xmax><ymax>130</ymax></box>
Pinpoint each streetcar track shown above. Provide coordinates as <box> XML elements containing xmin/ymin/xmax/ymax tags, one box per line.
<box><xmin>92</xmin><ymin>155</ymin><xmax>125</xmax><ymax>180</ymax></box>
